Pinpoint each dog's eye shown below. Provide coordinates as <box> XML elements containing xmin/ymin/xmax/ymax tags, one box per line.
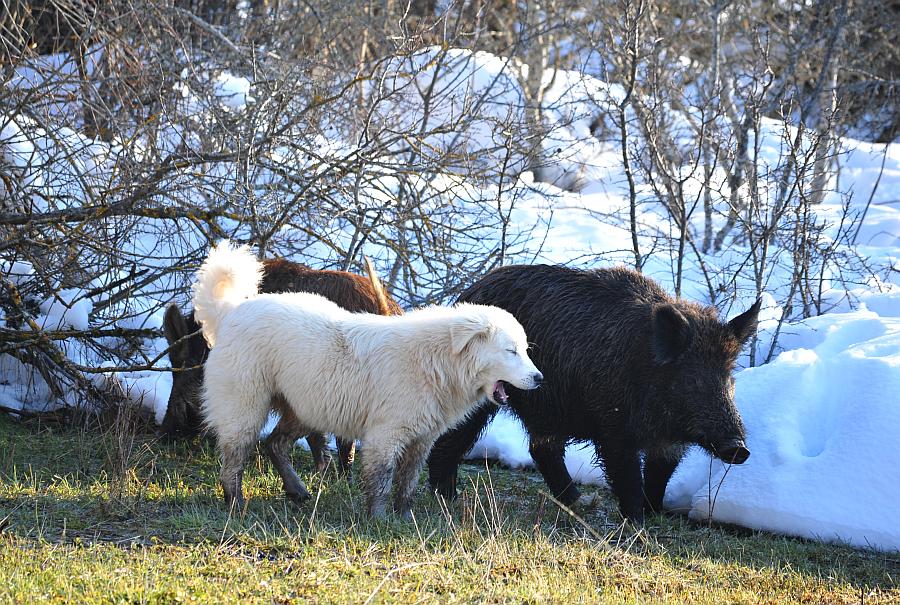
<box><xmin>507</xmin><ymin>348</ymin><xmax>517</xmax><ymax>355</ymax></box>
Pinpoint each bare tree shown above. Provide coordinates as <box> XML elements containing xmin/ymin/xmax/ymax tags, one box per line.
<box><xmin>0</xmin><ymin>0</ymin><xmax>893</xmax><ymax>418</ymax></box>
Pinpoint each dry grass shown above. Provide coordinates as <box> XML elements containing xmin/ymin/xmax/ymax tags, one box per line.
<box><xmin>0</xmin><ymin>414</ymin><xmax>896</xmax><ymax>603</ymax></box>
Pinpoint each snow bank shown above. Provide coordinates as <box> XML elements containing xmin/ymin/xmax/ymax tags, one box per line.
<box><xmin>0</xmin><ymin>355</ymin><xmax>57</xmax><ymax>413</ymax></box>
<box><xmin>373</xmin><ymin>47</ymin><xmax>528</xmax><ymax>177</ymax></box>
<box><xmin>537</xmin><ymin>70</ymin><xmax>623</xmax><ymax>191</ymax></box>
<box><xmin>39</xmin><ymin>289</ymin><xmax>92</xmax><ymax>331</ymax></box>
<box><xmin>0</xmin><ymin>113</ymin><xmax>117</xmax><ymax>212</ymax></box>
<box><xmin>665</xmin><ymin>294</ymin><xmax>900</xmax><ymax>551</ymax></box>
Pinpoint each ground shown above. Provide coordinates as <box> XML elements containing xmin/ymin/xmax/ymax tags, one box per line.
<box><xmin>0</xmin><ymin>413</ymin><xmax>896</xmax><ymax>604</ymax></box>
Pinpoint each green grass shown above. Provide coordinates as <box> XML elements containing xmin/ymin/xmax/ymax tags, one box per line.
<box><xmin>0</xmin><ymin>414</ymin><xmax>896</xmax><ymax>604</ymax></box>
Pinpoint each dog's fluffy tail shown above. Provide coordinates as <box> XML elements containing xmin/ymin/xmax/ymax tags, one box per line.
<box><xmin>363</xmin><ymin>255</ymin><xmax>393</xmax><ymax>316</ymax></box>
<box><xmin>192</xmin><ymin>241</ymin><xmax>263</xmax><ymax>347</ymax></box>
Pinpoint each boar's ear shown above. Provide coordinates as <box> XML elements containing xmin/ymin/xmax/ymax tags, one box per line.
<box><xmin>728</xmin><ymin>298</ymin><xmax>762</xmax><ymax>345</ymax></box>
<box><xmin>450</xmin><ymin>315</ymin><xmax>491</xmax><ymax>355</ymax></box>
<box><xmin>163</xmin><ymin>304</ymin><xmax>192</xmax><ymax>365</ymax></box>
<box><xmin>651</xmin><ymin>304</ymin><xmax>691</xmax><ymax>364</ymax></box>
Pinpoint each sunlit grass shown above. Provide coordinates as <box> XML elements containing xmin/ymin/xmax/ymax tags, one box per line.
<box><xmin>0</xmin><ymin>414</ymin><xmax>896</xmax><ymax>603</ymax></box>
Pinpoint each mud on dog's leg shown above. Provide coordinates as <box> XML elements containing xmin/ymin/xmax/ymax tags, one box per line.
<box><xmin>264</xmin><ymin>406</ymin><xmax>312</xmax><ymax>504</ymax></box>
<box><xmin>361</xmin><ymin>437</ymin><xmax>402</xmax><ymax>518</ymax></box>
<box><xmin>393</xmin><ymin>436</ymin><xmax>434</xmax><ymax>520</ymax></box>
<box><xmin>206</xmin><ymin>386</ymin><xmax>271</xmax><ymax>512</ymax></box>
<box><xmin>220</xmin><ymin>439</ymin><xmax>254</xmax><ymax>511</ymax></box>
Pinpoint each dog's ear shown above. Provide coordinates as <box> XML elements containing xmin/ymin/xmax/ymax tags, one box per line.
<box><xmin>450</xmin><ymin>316</ymin><xmax>491</xmax><ymax>355</ymax></box>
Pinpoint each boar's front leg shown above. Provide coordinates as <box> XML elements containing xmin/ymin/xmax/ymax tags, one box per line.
<box><xmin>642</xmin><ymin>445</ymin><xmax>687</xmax><ymax>515</ymax></box>
<box><xmin>595</xmin><ymin>440</ymin><xmax>644</xmax><ymax>524</ymax></box>
<box><xmin>529</xmin><ymin>435</ymin><xmax>581</xmax><ymax>506</ymax></box>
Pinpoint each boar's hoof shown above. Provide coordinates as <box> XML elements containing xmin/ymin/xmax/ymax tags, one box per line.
<box><xmin>429</xmin><ymin>478</ymin><xmax>458</xmax><ymax>502</ymax></box>
<box><xmin>285</xmin><ymin>485</ymin><xmax>312</xmax><ymax>506</ymax></box>
<box><xmin>223</xmin><ymin>491</ymin><xmax>245</xmax><ymax>513</ymax></box>
<box><xmin>625</xmin><ymin>509</ymin><xmax>645</xmax><ymax>526</ymax></box>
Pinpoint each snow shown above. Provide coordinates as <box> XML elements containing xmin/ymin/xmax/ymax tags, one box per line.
<box><xmin>0</xmin><ymin>354</ymin><xmax>56</xmax><ymax>413</ymax></box>
<box><xmin>536</xmin><ymin>70</ymin><xmax>623</xmax><ymax>191</ymax></box>
<box><xmin>0</xmin><ymin>261</ymin><xmax>35</xmax><ymax>288</ymax></box>
<box><xmin>2</xmin><ymin>47</ymin><xmax>899</xmax><ymax>552</ymax></box>
<box><xmin>39</xmin><ymin>289</ymin><xmax>92</xmax><ymax>331</ymax></box>
<box><xmin>213</xmin><ymin>73</ymin><xmax>255</xmax><ymax>110</ymax></box>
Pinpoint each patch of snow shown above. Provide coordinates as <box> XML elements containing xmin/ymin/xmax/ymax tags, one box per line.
<box><xmin>39</xmin><ymin>289</ymin><xmax>92</xmax><ymax>331</ymax></box>
<box><xmin>213</xmin><ymin>73</ymin><xmax>255</xmax><ymax>110</ymax></box>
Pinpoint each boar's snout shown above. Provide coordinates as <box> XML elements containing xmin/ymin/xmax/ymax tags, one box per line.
<box><xmin>715</xmin><ymin>439</ymin><xmax>750</xmax><ymax>464</ymax></box>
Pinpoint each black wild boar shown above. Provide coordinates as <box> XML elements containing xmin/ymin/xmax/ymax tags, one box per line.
<box><xmin>162</xmin><ymin>257</ymin><xmax>403</xmax><ymax>474</ymax></box>
<box><xmin>427</xmin><ymin>264</ymin><xmax>760</xmax><ymax>523</ymax></box>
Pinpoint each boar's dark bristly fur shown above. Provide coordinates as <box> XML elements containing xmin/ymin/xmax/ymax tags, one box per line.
<box><xmin>162</xmin><ymin>257</ymin><xmax>403</xmax><ymax>474</ymax></box>
<box><xmin>427</xmin><ymin>264</ymin><xmax>760</xmax><ymax>523</ymax></box>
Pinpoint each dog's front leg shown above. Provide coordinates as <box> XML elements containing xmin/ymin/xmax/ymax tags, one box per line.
<box><xmin>392</xmin><ymin>435</ymin><xmax>434</xmax><ymax>520</ymax></box>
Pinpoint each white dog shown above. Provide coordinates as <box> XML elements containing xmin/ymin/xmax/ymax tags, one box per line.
<box><xmin>192</xmin><ymin>242</ymin><xmax>543</xmax><ymax>518</ymax></box>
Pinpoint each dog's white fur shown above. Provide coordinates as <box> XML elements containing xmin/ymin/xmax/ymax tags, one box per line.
<box><xmin>193</xmin><ymin>241</ymin><xmax>542</xmax><ymax>517</ymax></box>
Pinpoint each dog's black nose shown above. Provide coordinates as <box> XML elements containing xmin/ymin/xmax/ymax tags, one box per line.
<box><xmin>532</xmin><ymin>372</ymin><xmax>544</xmax><ymax>387</ymax></box>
